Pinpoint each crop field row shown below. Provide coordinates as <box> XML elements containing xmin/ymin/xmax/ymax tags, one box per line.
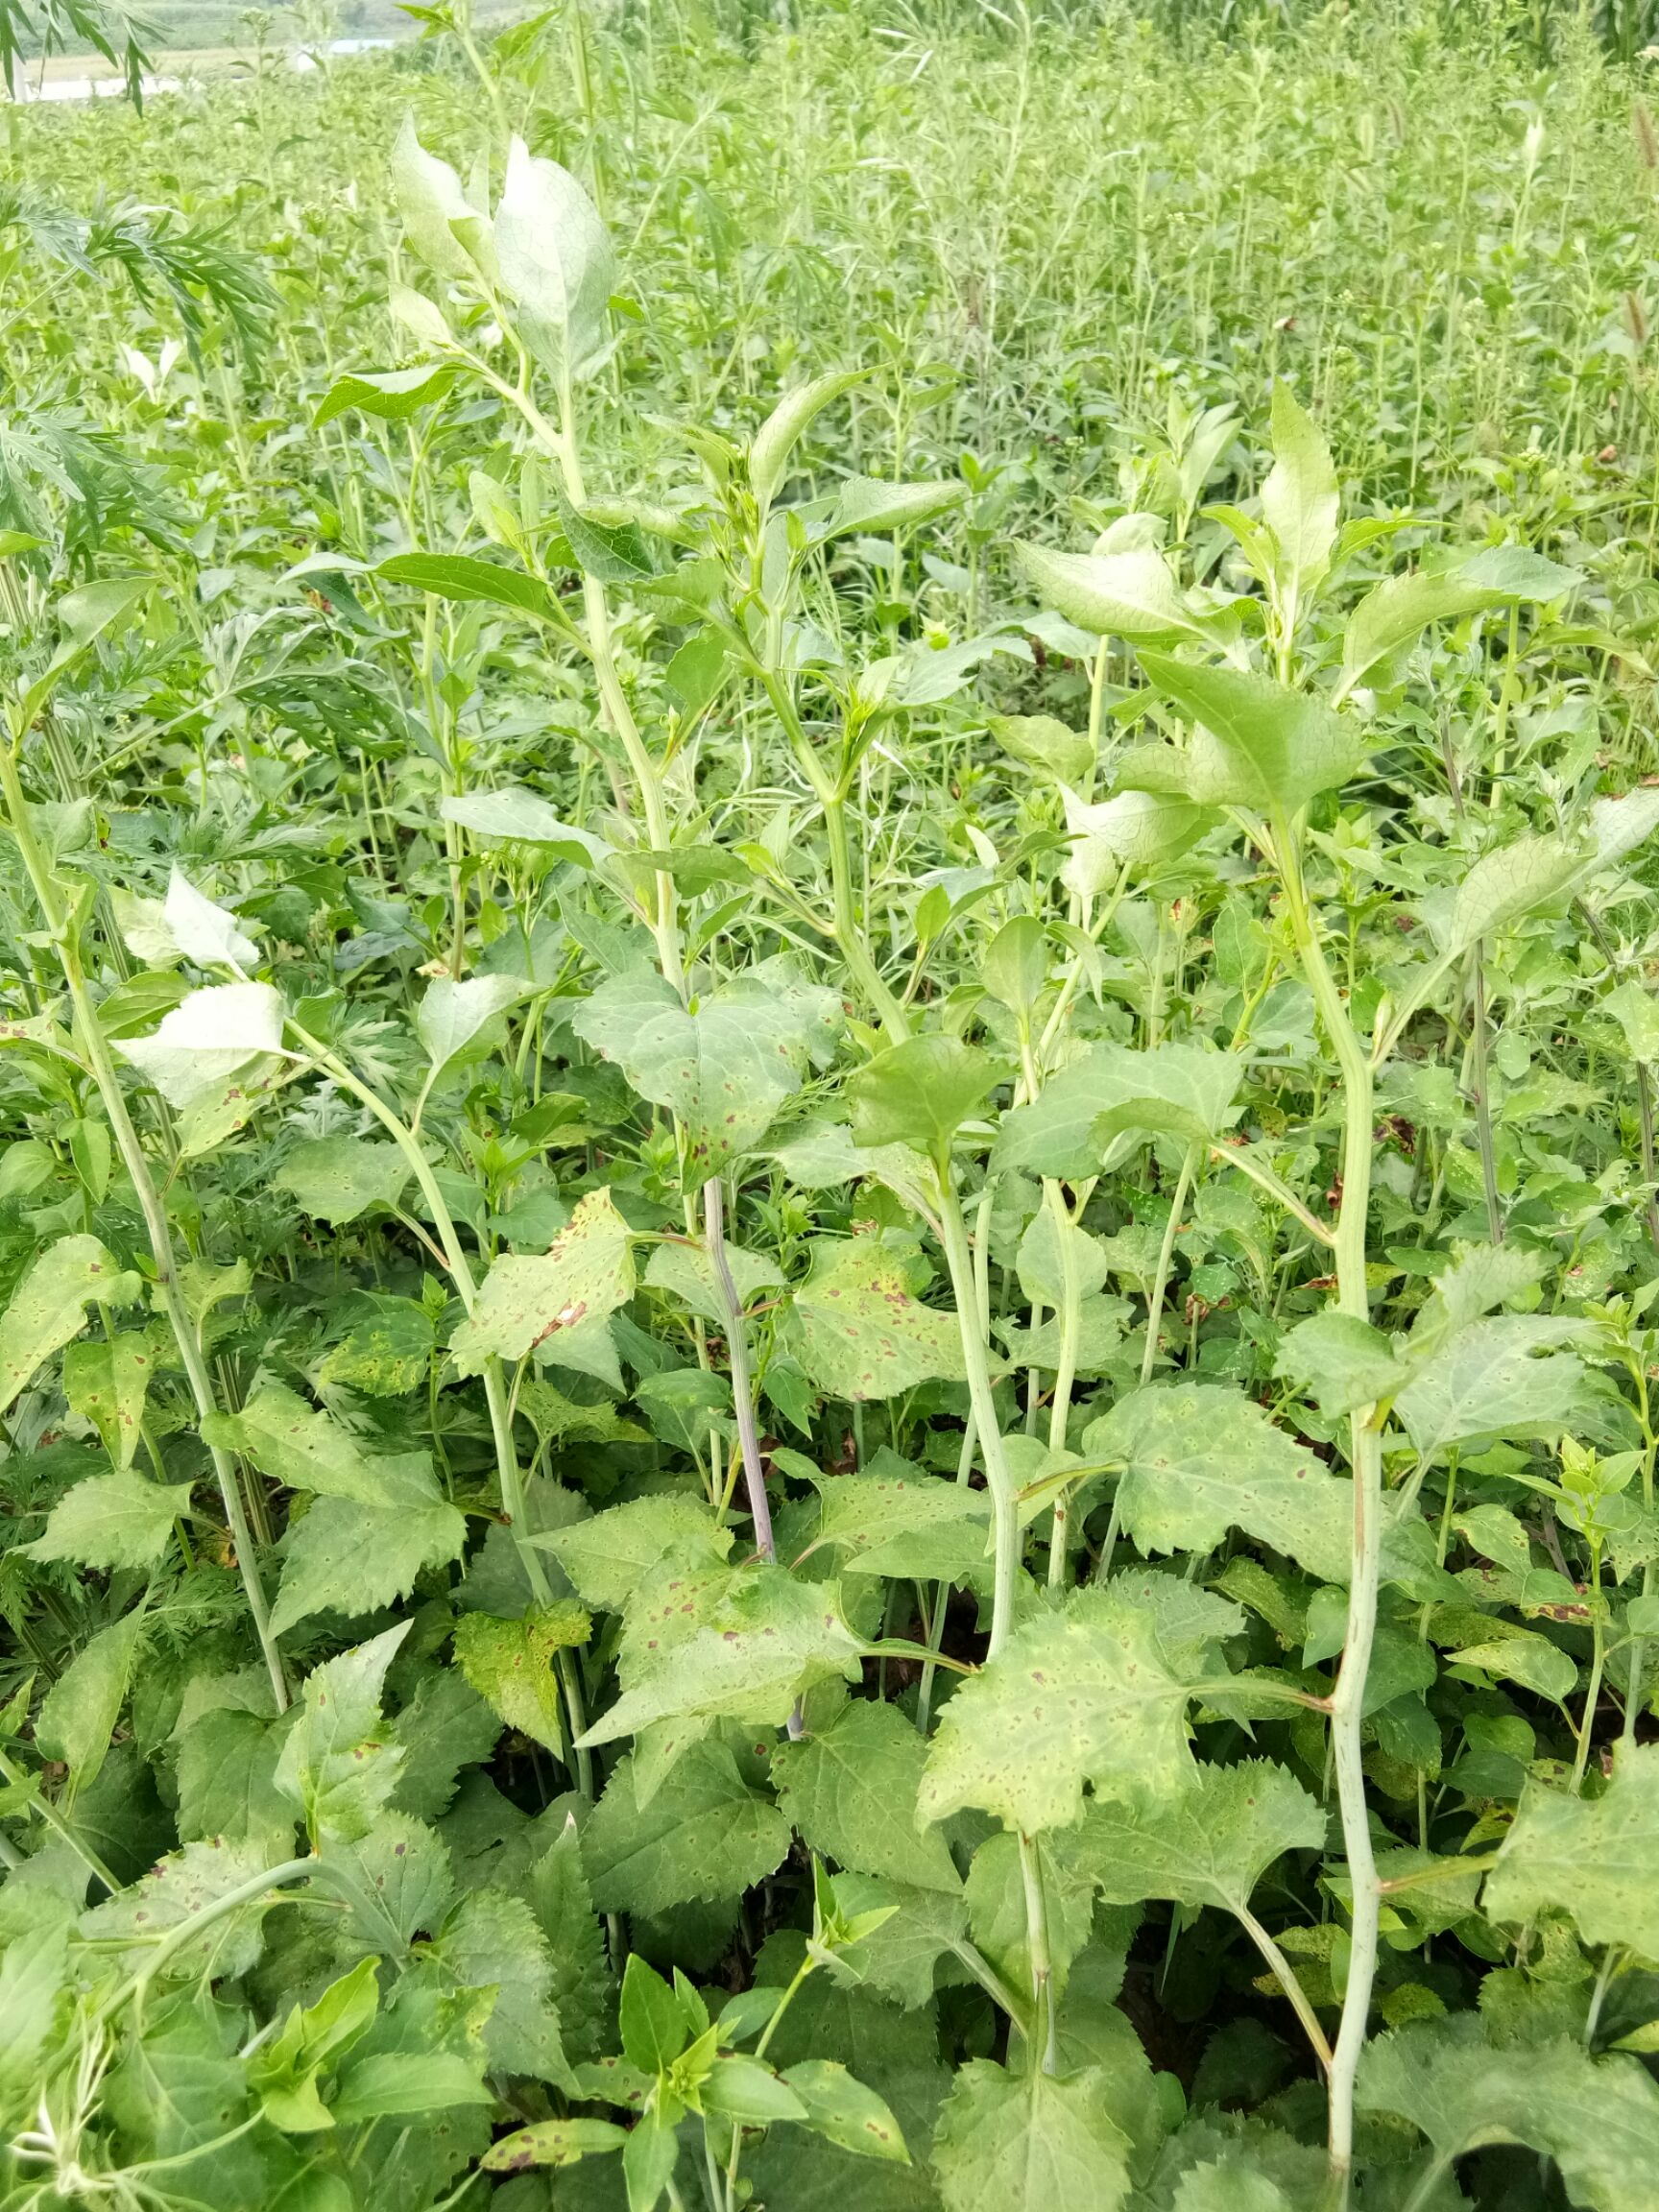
<box><xmin>4</xmin><ymin>4</ymin><xmax>1659</xmax><ymax>2209</ymax></box>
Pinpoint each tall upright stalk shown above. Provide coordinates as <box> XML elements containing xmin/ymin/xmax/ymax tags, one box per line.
<box><xmin>0</xmin><ymin>744</ymin><xmax>288</xmax><ymax>1711</ymax></box>
<box><xmin>1274</xmin><ymin>816</ymin><xmax>1381</xmax><ymax>2189</ymax></box>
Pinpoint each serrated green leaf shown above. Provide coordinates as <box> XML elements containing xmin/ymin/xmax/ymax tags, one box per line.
<box><xmin>449</xmin><ymin>1188</ymin><xmax>636</xmax><ymax>1374</ymax></box>
<box><xmin>0</xmin><ymin>1236</ymin><xmax>142</xmax><ymax>1419</ymax></box>
<box><xmin>931</xmin><ymin>2059</ymin><xmax>1133</xmax><ymax>2212</ymax></box>
<box><xmin>1083</xmin><ymin>1383</ymin><xmax>1352</xmax><ymax>1582</ymax></box>
<box><xmin>275</xmin><ymin>1623</ymin><xmax>409</xmax><ymax>1845</ymax></box>
<box><xmin>774</xmin><ymin>1701</ymin><xmax>961</xmax><ymax>1892</ymax></box>
<box><xmin>20</xmin><ymin>1469</ymin><xmax>194</xmax><ymax>1571</ymax></box>
<box><xmin>271</xmin><ymin>1491</ymin><xmax>467</xmax><ymax>1636</ymax></box>
<box><xmin>583</xmin><ymin>1739</ymin><xmax>792</xmax><ymax>1914</ymax></box>
<box><xmin>1077</xmin><ymin>1760</ymin><xmax>1324</xmax><ymax>1916</ymax></box>
<box><xmin>919</xmin><ymin>1585</ymin><xmax>1202</xmax><ymax>1833</ymax></box>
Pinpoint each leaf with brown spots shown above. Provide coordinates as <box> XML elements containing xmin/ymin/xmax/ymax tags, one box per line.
<box><xmin>1083</xmin><ymin>1382</ymin><xmax>1354</xmax><ymax>1583</ymax></box>
<box><xmin>570</xmin><ymin>957</ymin><xmax>842</xmax><ymax>1171</ymax></box>
<box><xmin>452</xmin><ymin>1602</ymin><xmax>591</xmax><ymax>1754</ymax></box>
<box><xmin>577</xmin><ymin>1562</ymin><xmax>863</xmax><ymax>1745</ymax></box>
<box><xmin>0</xmin><ymin>1235</ymin><xmax>142</xmax><ymax>1420</ymax></box>
<box><xmin>1074</xmin><ymin>1759</ymin><xmax>1325</xmax><ymax>1917</ymax></box>
<box><xmin>787</xmin><ymin>1238</ymin><xmax>968</xmax><ymax>1403</ymax></box>
<box><xmin>448</xmin><ymin>1188</ymin><xmax>636</xmax><ymax>1376</ymax></box>
<box><xmin>919</xmin><ymin>1584</ymin><xmax>1203</xmax><ymax>1834</ymax></box>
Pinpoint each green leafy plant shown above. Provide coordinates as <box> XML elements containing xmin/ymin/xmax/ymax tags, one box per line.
<box><xmin>9</xmin><ymin>6</ymin><xmax>1659</xmax><ymax>2211</ymax></box>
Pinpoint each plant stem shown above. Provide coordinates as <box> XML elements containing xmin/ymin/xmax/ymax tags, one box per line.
<box><xmin>1238</xmin><ymin>1904</ymin><xmax>1334</xmax><ymax>2071</ymax></box>
<box><xmin>704</xmin><ymin>1174</ymin><xmax>776</xmax><ymax>1563</ymax></box>
<box><xmin>0</xmin><ymin>742</ymin><xmax>288</xmax><ymax>1713</ymax></box>
<box><xmin>1275</xmin><ymin>815</ymin><xmax>1381</xmax><ymax>2191</ymax></box>
<box><xmin>1467</xmin><ymin>948</ymin><xmax>1504</xmax><ymax>1244</ymax></box>
<box><xmin>1044</xmin><ymin>1179</ymin><xmax>1082</xmax><ymax>1589</ymax></box>
<box><xmin>934</xmin><ymin>1161</ymin><xmax>1019</xmax><ymax>1660</ymax></box>
<box><xmin>1018</xmin><ymin>1830</ymin><xmax>1058</xmax><ymax>2074</ymax></box>
<box><xmin>1140</xmin><ymin>1143</ymin><xmax>1198</xmax><ymax>1386</ymax></box>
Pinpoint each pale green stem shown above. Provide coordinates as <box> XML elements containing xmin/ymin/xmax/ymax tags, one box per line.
<box><xmin>1140</xmin><ymin>1144</ymin><xmax>1198</xmax><ymax>1386</ymax></box>
<box><xmin>1274</xmin><ymin>814</ymin><xmax>1381</xmax><ymax>2192</ymax></box>
<box><xmin>0</xmin><ymin>741</ymin><xmax>288</xmax><ymax>1712</ymax></box>
<box><xmin>934</xmin><ymin>1161</ymin><xmax>1019</xmax><ymax>1659</ymax></box>
<box><xmin>1044</xmin><ymin>1179</ymin><xmax>1082</xmax><ymax>1591</ymax></box>
<box><xmin>1238</xmin><ymin>1904</ymin><xmax>1334</xmax><ymax>2072</ymax></box>
<box><xmin>1018</xmin><ymin>1830</ymin><xmax>1058</xmax><ymax>2074</ymax></box>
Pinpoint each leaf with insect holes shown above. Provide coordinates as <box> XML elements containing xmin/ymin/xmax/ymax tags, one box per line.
<box><xmin>21</xmin><ymin>1470</ymin><xmax>195</xmax><ymax>1572</ymax></box>
<box><xmin>274</xmin><ymin>1136</ymin><xmax>413</xmax><ymax>1224</ymax></box>
<box><xmin>0</xmin><ymin>1235</ymin><xmax>141</xmax><ymax>1419</ymax></box>
<box><xmin>1128</xmin><ymin>653</ymin><xmax>1368</xmax><ymax>814</ymax></box>
<box><xmin>931</xmin><ymin>2060</ymin><xmax>1133</xmax><ymax>2212</ymax></box>
<box><xmin>774</xmin><ymin>1700</ymin><xmax>961</xmax><ymax>1893</ymax></box>
<box><xmin>452</xmin><ymin>1604</ymin><xmax>590</xmax><ymax>1754</ymax></box>
<box><xmin>449</xmin><ymin>1189</ymin><xmax>636</xmax><ymax>1375</ymax></box>
<box><xmin>994</xmin><ymin>1043</ymin><xmax>1243</xmax><ymax>1177</ymax></box>
<box><xmin>1076</xmin><ymin>1761</ymin><xmax>1324</xmax><ymax>1917</ymax></box>
<box><xmin>571</xmin><ymin>962</ymin><xmax>841</xmax><ymax>1171</ymax></box>
<box><xmin>1015</xmin><ymin>541</ymin><xmax>1202</xmax><ymax>640</ymax></box>
<box><xmin>1083</xmin><ymin>1384</ymin><xmax>1353</xmax><ymax>1582</ymax></box>
<box><xmin>919</xmin><ymin>1584</ymin><xmax>1204</xmax><ymax>1833</ymax></box>
<box><xmin>786</xmin><ymin>1238</ymin><xmax>968</xmax><ymax>1402</ymax></box>
<box><xmin>582</xmin><ymin>1738</ymin><xmax>792</xmax><ymax>1914</ymax></box>
<box><xmin>1484</xmin><ymin>1748</ymin><xmax>1659</xmax><ymax>1961</ymax></box>
<box><xmin>117</xmin><ymin>981</ymin><xmax>286</xmax><ymax>1109</ymax></box>
<box><xmin>274</xmin><ymin>1623</ymin><xmax>409</xmax><ymax>1844</ymax></box>
<box><xmin>577</xmin><ymin>1562</ymin><xmax>863</xmax><ymax>1746</ymax></box>
<box><xmin>1358</xmin><ymin>2017</ymin><xmax>1659</xmax><ymax>2212</ymax></box>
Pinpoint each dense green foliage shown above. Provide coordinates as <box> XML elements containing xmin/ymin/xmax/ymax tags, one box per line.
<box><xmin>10</xmin><ymin>5</ymin><xmax>1659</xmax><ymax>2209</ymax></box>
